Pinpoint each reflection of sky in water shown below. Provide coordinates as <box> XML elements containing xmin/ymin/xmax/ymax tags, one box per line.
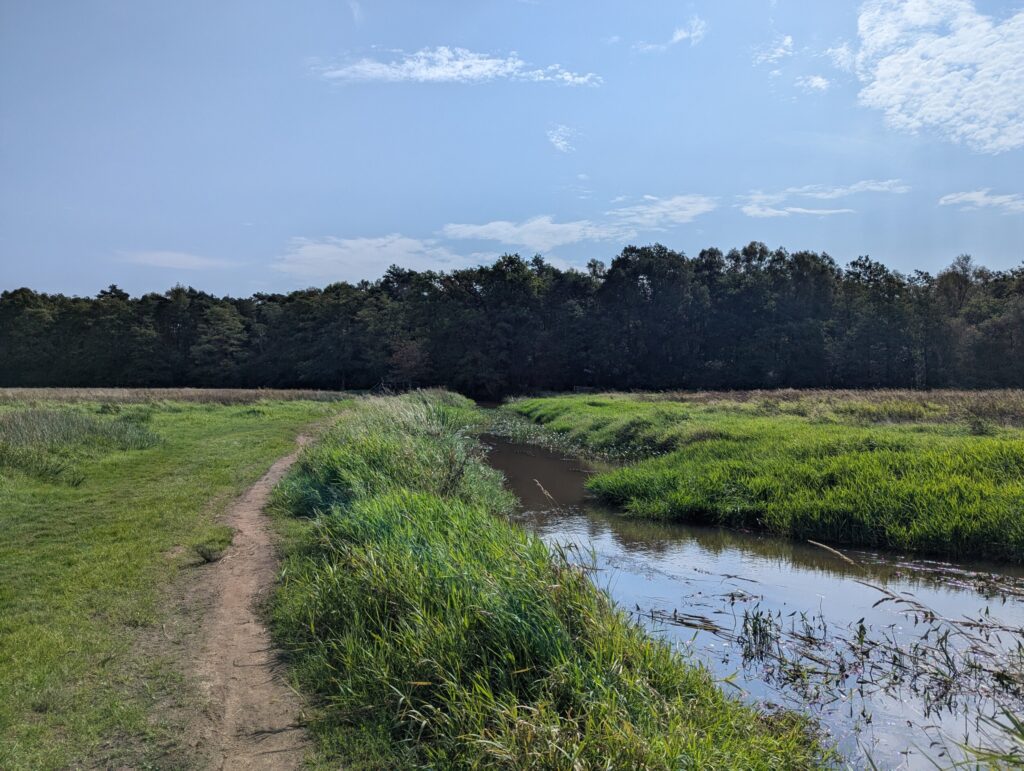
<box><xmin>483</xmin><ymin>436</ymin><xmax>1024</xmax><ymax>770</ymax></box>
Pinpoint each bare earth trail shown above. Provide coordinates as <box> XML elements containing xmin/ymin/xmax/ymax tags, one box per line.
<box><xmin>191</xmin><ymin>436</ymin><xmax>311</xmax><ymax>770</ymax></box>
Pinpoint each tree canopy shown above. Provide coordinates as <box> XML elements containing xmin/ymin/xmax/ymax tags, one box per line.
<box><xmin>2</xmin><ymin>244</ymin><xmax>1021</xmax><ymax>396</ymax></box>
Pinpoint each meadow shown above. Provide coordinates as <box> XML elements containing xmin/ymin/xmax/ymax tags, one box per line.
<box><xmin>0</xmin><ymin>392</ymin><xmax>346</xmax><ymax>769</ymax></box>
<box><xmin>507</xmin><ymin>390</ymin><xmax>1024</xmax><ymax>563</ymax></box>
<box><xmin>269</xmin><ymin>391</ymin><xmax>829</xmax><ymax>769</ymax></box>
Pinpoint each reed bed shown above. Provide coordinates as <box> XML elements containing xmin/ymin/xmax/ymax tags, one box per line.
<box><xmin>507</xmin><ymin>393</ymin><xmax>1024</xmax><ymax>563</ymax></box>
<box><xmin>270</xmin><ymin>392</ymin><xmax>829</xmax><ymax>769</ymax></box>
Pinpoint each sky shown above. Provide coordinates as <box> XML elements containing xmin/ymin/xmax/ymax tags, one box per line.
<box><xmin>0</xmin><ymin>0</ymin><xmax>1022</xmax><ymax>297</ymax></box>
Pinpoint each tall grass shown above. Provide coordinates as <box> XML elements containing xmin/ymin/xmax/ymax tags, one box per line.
<box><xmin>0</xmin><ymin>408</ymin><xmax>159</xmax><ymax>484</ymax></box>
<box><xmin>508</xmin><ymin>393</ymin><xmax>1024</xmax><ymax>563</ymax></box>
<box><xmin>271</xmin><ymin>392</ymin><xmax>828</xmax><ymax>769</ymax></box>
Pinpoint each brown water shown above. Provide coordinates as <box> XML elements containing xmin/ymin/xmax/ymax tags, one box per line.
<box><xmin>482</xmin><ymin>435</ymin><xmax>1024</xmax><ymax>770</ymax></box>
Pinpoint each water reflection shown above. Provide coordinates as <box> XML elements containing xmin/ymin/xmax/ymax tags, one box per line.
<box><xmin>482</xmin><ymin>435</ymin><xmax>1024</xmax><ymax>769</ymax></box>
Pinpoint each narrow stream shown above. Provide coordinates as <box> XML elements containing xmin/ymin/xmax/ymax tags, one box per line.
<box><xmin>482</xmin><ymin>435</ymin><xmax>1024</xmax><ymax>769</ymax></box>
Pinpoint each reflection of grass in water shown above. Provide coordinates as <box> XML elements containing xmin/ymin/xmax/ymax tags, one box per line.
<box><xmin>641</xmin><ymin>579</ymin><xmax>1024</xmax><ymax>765</ymax></box>
<box><xmin>507</xmin><ymin>393</ymin><xmax>1024</xmax><ymax>563</ymax></box>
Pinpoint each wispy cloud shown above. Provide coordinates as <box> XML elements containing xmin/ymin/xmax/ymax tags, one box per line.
<box><xmin>796</xmin><ymin>74</ymin><xmax>831</xmax><ymax>92</ymax></box>
<box><xmin>316</xmin><ymin>47</ymin><xmax>601</xmax><ymax>86</ymax></box>
<box><xmin>119</xmin><ymin>251</ymin><xmax>236</xmax><ymax>270</ymax></box>
<box><xmin>788</xmin><ymin>179</ymin><xmax>910</xmax><ymax>199</ymax></box>
<box><xmin>609</xmin><ymin>194</ymin><xmax>717</xmax><ymax>228</ymax></box>
<box><xmin>740</xmin><ymin>193</ymin><xmax>853</xmax><ymax>219</ymax></box>
<box><xmin>739</xmin><ymin>178</ymin><xmax>909</xmax><ymax>218</ymax></box>
<box><xmin>754</xmin><ymin>34</ymin><xmax>794</xmax><ymax>65</ymax></box>
<box><xmin>636</xmin><ymin>16</ymin><xmax>708</xmax><ymax>52</ymax></box>
<box><xmin>348</xmin><ymin>1</ymin><xmax>362</xmax><ymax>23</ymax></box>
<box><xmin>850</xmin><ymin>0</ymin><xmax>1024</xmax><ymax>154</ymax></box>
<box><xmin>442</xmin><ymin>217</ymin><xmax>621</xmax><ymax>253</ymax></box>
<box><xmin>939</xmin><ymin>190</ymin><xmax>1024</xmax><ymax>215</ymax></box>
<box><xmin>547</xmin><ymin>124</ymin><xmax>576</xmax><ymax>153</ymax></box>
<box><xmin>272</xmin><ymin>235</ymin><xmax>472</xmax><ymax>282</ymax></box>
<box><xmin>443</xmin><ymin>194</ymin><xmax>717</xmax><ymax>252</ymax></box>
<box><xmin>826</xmin><ymin>41</ymin><xmax>855</xmax><ymax>72</ymax></box>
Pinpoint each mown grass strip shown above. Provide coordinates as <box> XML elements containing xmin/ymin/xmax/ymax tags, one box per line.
<box><xmin>506</xmin><ymin>393</ymin><xmax>1024</xmax><ymax>562</ymax></box>
<box><xmin>0</xmin><ymin>398</ymin><xmax>345</xmax><ymax>770</ymax></box>
<box><xmin>271</xmin><ymin>391</ymin><xmax>829</xmax><ymax>769</ymax></box>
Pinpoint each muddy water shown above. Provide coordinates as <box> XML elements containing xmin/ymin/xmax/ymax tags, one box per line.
<box><xmin>482</xmin><ymin>435</ymin><xmax>1024</xmax><ymax>770</ymax></box>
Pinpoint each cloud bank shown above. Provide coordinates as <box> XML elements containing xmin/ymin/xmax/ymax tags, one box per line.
<box><xmin>852</xmin><ymin>0</ymin><xmax>1024</xmax><ymax>153</ymax></box>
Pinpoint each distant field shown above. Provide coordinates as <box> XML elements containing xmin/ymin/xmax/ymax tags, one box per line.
<box><xmin>0</xmin><ymin>393</ymin><xmax>345</xmax><ymax>769</ymax></box>
<box><xmin>507</xmin><ymin>390</ymin><xmax>1024</xmax><ymax>562</ymax></box>
<box><xmin>0</xmin><ymin>387</ymin><xmax>348</xmax><ymax>404</ymax></box>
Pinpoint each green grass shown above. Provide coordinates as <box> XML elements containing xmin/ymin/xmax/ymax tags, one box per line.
<box><xmin>507</xmin><ymin>392</ymin><xmax>1024</xmax><ymax>562</ymax></box>
<box><xmin>271</xmin><ymin>391</ymin><xmax>828</xmax><ymax>769</ymax></box>
<box><xmin>0</xmin><ymin>396</ymin><xmax>346</xmax><ymax>770</ymax></box>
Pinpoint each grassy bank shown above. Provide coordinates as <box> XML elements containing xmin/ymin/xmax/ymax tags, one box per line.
<box><xmin>0</xmin><ymin>395</ymin><xmax>345</xmax><ymax>769</ymax></box>
<box><xmin>271</xmin><ymin>391</ymin><xmax>827</xmax><ymax>769</ymax></box>
<box><xmin>507</xmin><ymin>391</ymin><xmax>1024</xmax><ymax>562</ymax></box>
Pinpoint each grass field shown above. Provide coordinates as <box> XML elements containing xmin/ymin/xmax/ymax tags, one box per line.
<box><xmin>507</xmin><ymin>391</ymin><xmax>1024</xmax><ymax>562</ymax></box>
<box><xmin>0</xmin><ymin>393</ymin><xmax>346</xmax><ymax>769</ymax></box>
<box><xmin>270</xmin><ymin>391</ymin><xmax>828</xmax><ymax>769</ymax></box>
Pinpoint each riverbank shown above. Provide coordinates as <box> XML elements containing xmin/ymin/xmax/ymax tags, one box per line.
<box><xmin>482</xmin><ymin>432</ymin><xmax>1024</xmax><ymax>767</ymax></box>
<box><xmin>506</xmin><ymin>391</ymin><xmax>1024</xmax><ymax>562</ymax></box>
<box><xmin>269</xmin><ymin>392</ymin><xmax>830</xmax><ymax>768</ymax></box>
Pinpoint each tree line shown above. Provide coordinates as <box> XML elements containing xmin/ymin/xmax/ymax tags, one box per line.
<box><xmin>2</xmin><ymin>243</ymin><xmax>1021</xmax><ymax>396</ymax></box>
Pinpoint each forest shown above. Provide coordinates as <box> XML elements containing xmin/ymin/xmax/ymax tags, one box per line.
<box><xmin>2</xmin><ymin>242</ymin><xmax>1022</xmax><ymax>396</ymax></box>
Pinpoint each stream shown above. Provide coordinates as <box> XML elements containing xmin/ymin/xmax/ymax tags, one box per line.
<box><xmin>482</xmin><ymin>435</ymin><xmax>1024</xmax><ymax>769</ymax></box>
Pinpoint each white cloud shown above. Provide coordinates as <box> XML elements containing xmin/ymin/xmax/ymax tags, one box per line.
<box><xmin>755</xmin><ymin>34</ymin><xmax>794</xmax><ymax>64</ymax></box>
<box><xmin>796</xmin><ymin>74</ymin><xmax>831</xmax><ymax>92</ymax></box>
<box><xmin>272</xmin><ymin>235</ymin><xmax>472</xmax><ymax>282</ymax></box>
<box><xmin>317</xmin><ymin>46</ymin><xmax>601</xmax><ymax>86</ymax></box>
<box><xmin>547</xmin><ymin>124</ymin><xmax>576</xmax><ymax>153</ymax></box>
<box><xmin>939</xmin><ymin>189</ymin><xmax>1024</xmax><ymax>214</ymax></box>
<box><xmin>442</xmin><ymin>194</ymin><xmax>718</xmax><ymax>252</ymax></box>
<box><xmin>442</xmin><ymin>216</ymin><xmax>622</xmax><ymax>253</ymax></box>
<box><xmin>348</xmin><ymin>1</ymin><xmax>362</xmax><ymax>23</ymax></box>
<box><xmin>637</xmin><ymin>16</ymin><xmax>708</xmax><ymax>52</ymax></box>
<box><xmin>119</xmin><ymin>251</ymin><xmax>236</xmax><ymax>270</ymax></box>
<box><xmin>789</xmin><ymin>179</ymin><xmax>911</xmax><ymax>199</ymax></box>
<box><xmin>609</xmin><ymin>194</ymin><xmax>717</xmax><ymax>228</ymax></box>
<box><xmin>739</xmin><ymin>178</ymin><xmax>909</xmax><ymax>218</ymax></box>
<box><xmin>826</xmin><ymin>41</ymin><xmax>855</xmax><ymax>72</ymax></box>
<box><xmin>672</xmin><ymin>17</ymin><xmax>708</xmax><ymax>46</ymax></box>
<box><xmin>851</xmin><ymin>0</ymin><xmax>1024</xmax><ymax>153</ymax></box>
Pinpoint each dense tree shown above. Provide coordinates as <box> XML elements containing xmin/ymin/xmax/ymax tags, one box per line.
<box><xmin>1</xmin><ymin>244</ymin><xmax>1021</xmax><ymax>395</ymax></box>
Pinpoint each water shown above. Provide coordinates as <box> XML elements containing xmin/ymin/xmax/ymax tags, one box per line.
<box><xmin>482</xmin><ymin>435</ymin><xmax>1024</xmax><ymax>769</ymax></box>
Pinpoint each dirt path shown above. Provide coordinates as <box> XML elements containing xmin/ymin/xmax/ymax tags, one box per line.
<box><xmin>192</xmin><ymin>437</ymin><xmax>311</xmax><ymax>770</ymax></box>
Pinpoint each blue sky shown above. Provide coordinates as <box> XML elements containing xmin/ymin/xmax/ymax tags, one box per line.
<box><xmin>1</xmin><ymin>0</ymin><xmax>1021</xmax><ymax>296</ymax></box>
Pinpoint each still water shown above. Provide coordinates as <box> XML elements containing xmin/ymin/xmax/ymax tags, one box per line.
<box><xmin>483</xmin><ymin>435</ymin><xmax>1024</xmax><ymax>769</ymax></box>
